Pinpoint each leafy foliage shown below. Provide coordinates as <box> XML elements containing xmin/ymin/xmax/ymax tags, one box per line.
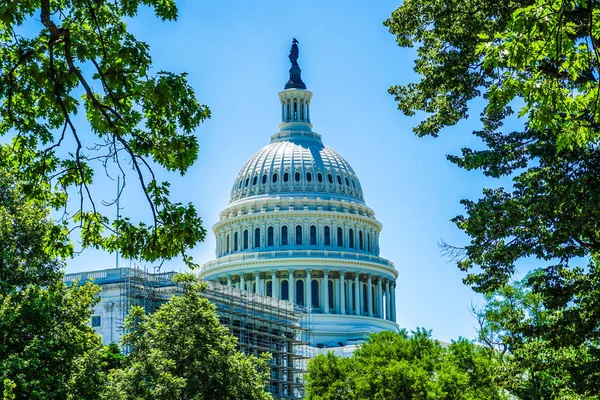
<box><xmin>385</xmin><ymin>1</ymin><xmax>600</xmax><ymax>396</ymax></box>
<box><xmin>102</xmin><ymin>274</ymin><xmax>272</xmax><ymax>400</ymax></box>
<box><xmin>0</xmin><ymin>0</ymin><xmax>209</xmax><ymax>266</ymax></box>
<box><xmin>0</xmin><ymin>168</ymin><xmax>106</xmax><ymax>399</ymax></box>
<box><xmin>305</xmin><ymin>329</ymin><xmax>505</xmax><ymax>400</ymax></box>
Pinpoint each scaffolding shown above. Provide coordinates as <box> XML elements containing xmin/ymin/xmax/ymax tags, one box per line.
<box><xmin>200</xmin><ymin>281</ymin><xmax>312</xmax><ymax>399</ymax></box>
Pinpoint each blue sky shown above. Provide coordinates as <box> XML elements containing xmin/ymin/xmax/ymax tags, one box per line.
<box><xmin>63</xmin><ymin>0</ymin><xmax>528</xmax><ymax>343</ymax></box>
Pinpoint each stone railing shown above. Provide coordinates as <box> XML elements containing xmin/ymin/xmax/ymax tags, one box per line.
<box><xmin>202</xmin><ymin>249</ymin><xmax>395</xmax><ymax>272</ymax></box>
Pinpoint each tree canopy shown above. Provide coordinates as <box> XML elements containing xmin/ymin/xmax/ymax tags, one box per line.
<box><xmin>385</xmin><ymin>0</ymin><xmax>600</xmax><ymax>397</ymax></box>
<box><xmin>0</xmin><ymin>0</ymin><xmax>209</xmax><ymax>267</ymax></box>
<box><xmin>305</xmin><ymin>330</ymin><xmax>505</xmax><ymax>400</ymax></box>
<box><xmin>102</xmin><ymin>274</ymin><xmax>272</xmax><ymax>400</ymax></box>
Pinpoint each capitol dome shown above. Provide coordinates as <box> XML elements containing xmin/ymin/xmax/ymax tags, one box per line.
<box><xmin>200</xmin><ymin>40</ymin><xmax>398</xmax><ymax>346</ymax></box>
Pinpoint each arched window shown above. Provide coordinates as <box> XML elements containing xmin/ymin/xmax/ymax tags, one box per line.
<box><xmin>284</xmin><ymin>172</ymin><xmax>289</xmax><ymax>182</ymax></box>
<box><xmin>311</xmin><ymin>279</ymin><xmax>319</xmax><ymax>308</ymax></box>
<box><xmin>238</xmin><ymin>180</ymin><xmax>243</xmax><ymax>189</ymax></box>
<box><xmin>245</xmin><ymin>178</ymin><xmax>249</xmax><ymax>187</ymax></box>
<box><xmin>367</xmin><ymin>233</ymin><xmax>371</xmax><ymax>252</ymax></box>
<box><xmin>296</xmin><ymin>280</ymin><xmax>304</xmax><ymax>306</ymax></box>
<box><xmin>337</xmin><ymin>227</ymin><xmax>343</xmax><ymax>247</ymax></box>
<box><xmin>266</xmin><ymin>281</ymin><xmax>272</xmax><ymax>297</ymax></box>
<box><xmin>328</xmin><ymin>174</ymin><xmax>333</xmax><ymax>183</ymax></box>
<box><xmin>317</xmin><ymin>173</ymin><xmax>323</xmax><ymax>182</ymax></box>
<box><xmin>267</xmin><ymin>226</ymin><xmax>274</xmax><ymax>246</ymax></box>
<box><xmin>345</xmin><ymin>177</ymin><xmax>349</xmax><ymax>186</ymax></box>
<box><xmin>351</xmin><ymin>179</ymin><xmax>355</xmax><ymax>188</ymax></box>
<box><xmin>253</xmin><ymin>176</ymin><xmax>257</xmax><ymax>186</ymax></box>
<box><xmin>307</xmin><ymin>172</ymin><xmax>312</xmax><ymax>182</ymax></box>
<box><xmin>363</xmin><ymin>284</ymin><xmax>368</xmax><ymax>313</ymax></box>
<box><xmin>272</xmin><ymin>173</ymin><xmax>278</xmax><ymax>183</ymax></box>
<box><xmin>262</xmin><ymin>175</ymin><xmax>267</xmax><ymax>184</ymax></box>
<box><xmin>234</xmin><ymin>232</ymin><xmax>239</xmax><ymax>251</ymax></box>
<box><xmin>243</xmin><ymin>229</ymin><xmax>249</xmax><ymax>249</ymax></box>
<box><xmin>296</xmin><ymin>225</ymin><xmax>303</xmax><ymax>245</ymax></box>
<box><xmin>359</xmin><ymin>230</ymin><xmax>364</xmax><ymax>250</ymax></box>
<box><xmin>254</xmin><ymin>228</ymin><xmax>260</xmax><ymax>248</ymax></box>
<box><xmin>281</xmin><ymin>280</ymin><xmax>289</xmax><ymax>301</ymax></box>
<box><xmin>324</xmin><ymin>226</ymin><xmax>331</xmax><ymax>246</ymax></box>
<box><xmin>328</xmin><ymin>280</ymin><xmax>334</xmax><ymax>309</ymax></box>
<box><xmin>281</xmin><ymin>225</ymin><xmax>288</xmax><ymax>246</ymax></box>
<box><xmin>349</xmin><ymin>229</ymin><xmax>354</xmax><ymax>248</ymax></box>
<box><xmin>310</xmin><ymin>225</ymin><xmax>317</xmax><ymax>245</ymax></box>
<box><xmin>226</xmin><ymin>234</ymin><xmax>230</xmax><ymax>253</ymax></box>
<box><xmin>295</xmin><ymin>172</ymin><xmax>300</xmax><ymax>182</ymax></box>
<box><xmin>337</xmin><ymin>175</ymin><xmax>342</xmax><ymax>185</ymax></box>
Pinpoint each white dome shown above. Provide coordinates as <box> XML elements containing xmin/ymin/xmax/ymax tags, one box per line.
<box><xmin>229</xmin><ymin>132</ymin><xmax>364</xmax><ymax>204</ymax></box>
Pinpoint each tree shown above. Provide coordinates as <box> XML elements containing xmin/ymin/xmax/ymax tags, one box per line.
<box><xmin>0</xmin><ymin>165</ymin><xmax>106</xmax><ymax>399</ymax></box>
<box><xmin>305</xmin><ymin>329</ymin><xmax>505</xmax><ymax>400</ymax></box>
<box><xmin>0</xmin><ymin>0</ymin><xmax>209</xmax><ymax>267</ymax></box>
<box><xmin>474</xmin><ymin>278</ymin><xmax>600</xmax><ymax>400</ymax></box>
<box><xmin>385</xmin><ymin>1</ymin><xmax>600</xmax><ymax>395</ymax></box>
<box><xmin>102</xmin><ymin>274</ymin><xmax>272</xmax><ymax>400</ymax></box>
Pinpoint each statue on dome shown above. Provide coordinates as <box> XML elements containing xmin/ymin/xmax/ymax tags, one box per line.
<box><xmin>289</xmin><ymin>38</ymin><xmax>299</xmax><ymax>66</ymax></box>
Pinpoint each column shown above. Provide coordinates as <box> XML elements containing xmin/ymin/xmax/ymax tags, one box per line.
<box><xmin>255</xmin><ymin>271</ymin><xmax>260</xmax><ymax>295</ymax></box>
<box><xmin>354</xmin><ymin>273</ymin><xmax>360</xmax><ymax>316</ymax></box>
<box><xmin>367</xmin><ymin>274</ymin><xmax>373</xmax><ymax>317</ymax></box>
<box><xmin>386</xmin><ymin>280</ymin><xmax>391</xmax><ymax>320</ymax></box>
<box><xmin>240</xmin><ymin>273</ymin><xmax>245</xmax><ymax>292</ymax></box>
<box><xmin>306</xmin><ymin>270</ymin><xmax>312</xmax><ymax>311</ymax></box>
<box><xmin>323</xmin><ymin>270</ymin><xmax>329</xmax><ymax>314</ymax></box>
<box><xmin>288</xmin><ymin>269</ymin><xmax>295</xmax><ymax>304</ymax></box>
<box><xmin>347</xmin><ymin>279</ymin><xmax>353</xmax><ymax>314</ymax></box>
<box><xmin>391</xmin><ymin>281</ymin><xmax>397</xmax><ymax>322</ymax></box>
<box><xmin>377</xmin><ymin>277</ymin><xmax>383</xmax><ymax>318</ymax></box>
<box><xmin>339</xmin><ymin>271</ymin><xmax>346</xmax><ymax>315</ymax></box>
<box><xmin>226</xmin><ymin>274</ymin><xmax>232</xmax><ymax>288</ymax></box>
<box><xmin>271</xmin><ymin>270</ymin><xmax>279</xmax><ymax>299</ymax></box>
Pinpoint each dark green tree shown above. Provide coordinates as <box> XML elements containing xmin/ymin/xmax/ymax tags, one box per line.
<box><xmin>102</xmin><ymin>274</ymin><xmax>272</xmax><ymax>400</ymax></box>
<box><xmin>305</xmin><ymin>329</ymin><xmax>505</xmax><ymax>400</ymax></box>
<box><xmin>0</xmin><ymin>0</ymin><xmax>209</xmax><ymax>266</ymax></box>
<box><xmin>0</xmin><ymin>165</ymin><xmax>106</xmax><ymax>399</ymax></box>
<box><xmin>385</xmin><ymin>1</ymin><xmax>600</xmax><ymax>396</ymax></box>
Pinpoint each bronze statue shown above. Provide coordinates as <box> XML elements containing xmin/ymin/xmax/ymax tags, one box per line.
<box><xmin>289</xmin><ymin>38</ymin><xmax>299</xmax><ymax>66</ymax></box>
<box><xmin>285</xmin><ymin>38</ymin><xmax>306</xmax><ymax>89</ymax></box>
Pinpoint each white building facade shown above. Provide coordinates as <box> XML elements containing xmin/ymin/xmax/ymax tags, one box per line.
<box><xmin>199</xmin><ymin>40</ymin><xmax>398</xmax><ymax>346</ymax></box>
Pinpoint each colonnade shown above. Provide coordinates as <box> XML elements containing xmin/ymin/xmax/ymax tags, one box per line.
<box><xmin>216</xmin><ymin>269</ymin><xmax>396</xmax><ymax>322</ymax></box>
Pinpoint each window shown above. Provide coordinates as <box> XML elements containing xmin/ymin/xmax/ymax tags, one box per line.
<box><xmin>367</xmin><ymin>233</ymin><xmax>371</xmax><ymax>252</ymax></box>
<box><xmin>363</xmin><ymin>284</ymin><xmax>368</xmax><ymax>313</ymax></box>
<box><xmin>254</xmin><ymin>228</ymin><xmax>260</xmax><ymax>248</ymax></box>
<box><xmin>272</xmin><ymin>173</ymin><xmax>278</xmax><ymax>183</ymax></box>
<box><xmin>253</xmin><ymin>176</ymin><xmax>257</xmax><ymax>186</ymax></box>
<box><xmin>245</xmin><ymin>178</ymin><xmax>249</xmax><ymax>187</ymax></box>
<box><xmin>226</xmin><ymin>234</ymin><xmax>230</xmax><ymax>253</ymax></box>
<box><xmin>307</xmin><ymin>172</ymin><xmax>312</xmax><ymax>182</ymax></box>
<box><xmin>311</xmin><ymin>280</ymin><xmax>319</xmax><ymax>308</ymax></box>
<box><xmin>359</xmin><ymin>230</ymin><xmax>364</xmax><ymax>250</ymax></box>
<box><xmin>91</xmin><ymin>315</ymin><xmax>101</xmax><ymax>327</ymax></box>
<box><xmin>328</xmin><ymin>173</ymin><xmax>333</xmax><ymax>183</ymax></box>
<box><xmin>281</xmin><ymin>280</ymin><xmax>289</xmax><ymax>301</ymax></box>
<box><xmin>284</xmin><ymin>172</ymin><xmax>289</xmax><ymax>182</ymax></box>
<box><xmin>351</xmin><ymin>179</ymin><xmax>355</xmax><ymax>188</ymax></box>
<box><xmin>296</xmin><ymin>225</ymin><xmax>303</xmax><ymax>245</ymax></box>
<box><xmin>267</xmin><ymin>226</ymin><xmax>274</xmax><ymax>246</ymax></box>
<box><xmin>262</xmin><ymin>175</ymin><xmax>267</xmax><ymax>184</ymax></box>
<box><xmin>337</xmin><ymin>227</ymin><xmax>343</xmax><ymax>247</ymax></box>
<box><xmin>295</xmin><ymin>172</ymin><xmax>300</xmax><ymax>182</ymax></box>
<box><xmin>243</xmin><ymin>229</ymin><xmax>249</xmax><ymax>249</ymax></box>
<box><xmin>310</xmin><ymin>225</ymin><xmax>317</xmax><ymax>245</ymax></box>
<box><xmin>296</xmin><ymin>280</ymin><xmax>304</xmax><ymax>306</ymax></box>
<box><xmin>234</xmin><ymin>232</ymin><xmax>239</xmax><ymax>251</ymax></box>
<box><xmin>345</xmin><ymin>177</ymin><xmax>349</xmax><ymax>186</ymax></box>
<box><xmin>337</xmin><ymin>175</ymin><xmax>342</xmax><ymax>185</ymax></box>
<box><xmin>238</xmin><ymin>180</ymin><xmax>243</xmax><ymax>189</ymax></box>
<box><xmin>317</xmin><ymin>173</ymin><xmax>323</xmax><ymax>182</ymax></box>
<box><xmin>328</xmin><ymin>280</ymin><xmax>334</xmax><ymax>309</ymax></box>
<box><xmin>281</xmin><ymin>226</ymin><xmax>288</xmax><ymax>245</ymax></box>
<box><xmin>266</xmin><ymin>281</ymin><xmax>272</xmax><ymax>297</ymax></box>
<box><xmin>349</xmin><ymin>229</ymin><xmax>354</xmax><ymax>248</ymax></box>
<box><xmin>324</xmin><ymin>226</ymin><xmax>331</xmax><ymax>246</ymax></box>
